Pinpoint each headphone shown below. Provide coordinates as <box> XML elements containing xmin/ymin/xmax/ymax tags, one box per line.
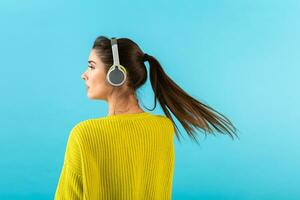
<box><xmin>106</xmin><ymin>37</ymin><xmax>127</xmax><ymax>86</ymax></box>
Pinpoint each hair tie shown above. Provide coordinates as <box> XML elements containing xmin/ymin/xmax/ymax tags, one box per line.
<box><xmin>143</xmin><ymin>53</ymin><xmax>149</xmax><ymax>62</ymax></box>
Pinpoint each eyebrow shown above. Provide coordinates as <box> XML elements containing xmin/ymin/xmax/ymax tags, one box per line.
<box><xmin>88</xmin><ymin>60</ymin><xmax>96</xmax><ymax>64</ymax></box>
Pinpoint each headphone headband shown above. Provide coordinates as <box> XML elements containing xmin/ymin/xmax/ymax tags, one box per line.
<box><xmin>111</xmin><ymin>38</ymin><xmax>120</xmax><ymax>66</ymax></box>
<box><xmin>106</xmin><ymin>37</ymin><xmax>127</xmax><ymax>86</ymax></box>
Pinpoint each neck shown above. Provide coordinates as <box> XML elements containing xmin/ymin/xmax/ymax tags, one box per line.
<box><xmin>107</xmin><ymin>92</ymin><xmax>144</xmax><ymax>116</ymax></box>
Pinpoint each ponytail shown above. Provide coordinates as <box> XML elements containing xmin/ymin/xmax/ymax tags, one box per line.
<box><xmin>91</xmin><ymin>35</ymin><xmax>238</xmax><ymax>144</ymax></box>
<box><xmin>144</xmin><ymin>54</ymin><xmax>239</xmax><ymax>144</ymax></box>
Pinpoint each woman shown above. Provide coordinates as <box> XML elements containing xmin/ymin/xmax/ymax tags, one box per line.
<box><xmin>54</xmin><ymin>36</ymin><xmax>238</xmax><ymax>200</ymax></box>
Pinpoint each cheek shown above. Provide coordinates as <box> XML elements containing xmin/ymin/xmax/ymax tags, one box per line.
<box><xmin>90</xmin><ymin>71</ymin><xmax>109</xmax><ymax>90</ymax></box>
<box><xmin>88</xmin><ymin>72</ymin><xmax>111</xmax><ymax>99</ymax></box>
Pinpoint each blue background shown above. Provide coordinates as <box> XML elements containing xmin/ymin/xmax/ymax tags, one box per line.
<box><xmin>0</xmin><ymin>0</ymin><xmax>299</xmax><ymax>199</ymax></box>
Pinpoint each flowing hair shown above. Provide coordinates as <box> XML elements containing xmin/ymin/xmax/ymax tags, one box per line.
<box><xmin>92</xmin><ymin>35</ymin><xmax>239</xmax><ymax>144</ymax></box>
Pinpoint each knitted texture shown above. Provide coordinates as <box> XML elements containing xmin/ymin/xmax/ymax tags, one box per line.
<box><xmin>55</xmin><ymin>112</ymin><xmax>175</xmax><ymax>200</ymax></box>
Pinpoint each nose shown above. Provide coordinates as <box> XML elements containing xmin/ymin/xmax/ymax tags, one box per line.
<box><xmin>81</xmin><ymin>72</ymin><xmax>87</xmax><ymax>80</ymax></box>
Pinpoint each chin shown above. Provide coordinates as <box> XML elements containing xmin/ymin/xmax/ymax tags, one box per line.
<box><xmin>87</xmin><ymin>95</ymin><xmax>96</xmax><ymax>99</ymax></box>
<box><xmin>87</xmin><ymin>92</ymin><xmax>94</xmax><ymax>99</ymax></box>
<box><xmin>87</xmin><ymin>93</ymin><xmax>104</xmax><ymax>100</ymax></box>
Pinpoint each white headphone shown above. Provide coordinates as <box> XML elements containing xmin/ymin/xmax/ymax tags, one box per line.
<box><xmin>106</xmin><ymin>38</ymin><xmax>127</xmax><ymax>86</ymax></box>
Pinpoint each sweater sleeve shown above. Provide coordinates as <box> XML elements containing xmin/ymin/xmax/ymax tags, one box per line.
<box><xmin>55</xmin><ymin>125</ymin><xmax>83</xmax><ymax>200</ymax></box>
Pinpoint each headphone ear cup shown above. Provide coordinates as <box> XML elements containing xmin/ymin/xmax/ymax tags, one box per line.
<box><xmin>106</xmin><ymin>65</ymin><xmax>127</xmax><ymax>86</ymax></box>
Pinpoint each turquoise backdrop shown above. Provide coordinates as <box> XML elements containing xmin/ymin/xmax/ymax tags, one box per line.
<box><xmin>0</xmin><ymin>0</ymin><xmax>299</xmax><ymax>199</ymax></box>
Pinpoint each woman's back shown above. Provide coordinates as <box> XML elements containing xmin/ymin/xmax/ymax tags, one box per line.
<box><xmin>55</xmin><ymin>112</ymin><xmax>175</xmax><ymax>200</ymax></box>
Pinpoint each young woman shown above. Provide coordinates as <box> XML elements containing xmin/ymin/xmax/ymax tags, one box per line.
<box><xmin>54</xmin><ymin>36</ymin><xmax>238</xmax><ymax>200</ymax></box>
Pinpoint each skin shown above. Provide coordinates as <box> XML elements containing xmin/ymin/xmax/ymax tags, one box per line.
<box><xmin>81</xmin><ymin>49</ymin><xmax>145</xmax><ymax>116</ymax></box>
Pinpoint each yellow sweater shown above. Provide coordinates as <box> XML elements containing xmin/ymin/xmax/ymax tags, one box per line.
<box><xmin>54</xmin><ymin>112</ymin><xmax>175</xmax><ymax>200</ymax></box>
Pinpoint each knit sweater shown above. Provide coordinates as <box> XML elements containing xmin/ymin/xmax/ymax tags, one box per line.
<box><xmin>54</xmin><ymin>112</ymin><xmax>175</xmax><ymax>200</ymax></box>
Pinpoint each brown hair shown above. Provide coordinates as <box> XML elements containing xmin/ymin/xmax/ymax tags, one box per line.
<box><xmin>92</xmin><ymin>35</ymin><xmax>239</xmax><ymax>144</ymax></box>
